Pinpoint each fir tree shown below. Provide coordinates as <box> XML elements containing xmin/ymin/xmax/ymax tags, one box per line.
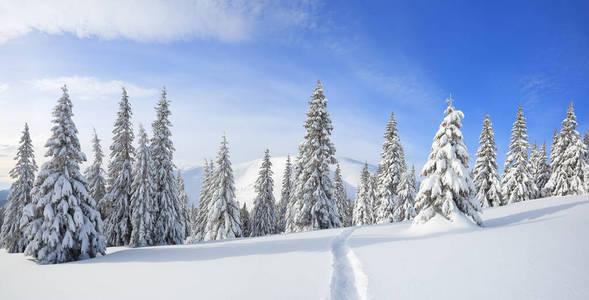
<box><xmin>394</xmin><ymin>165</ymin><xmax>417</xmax><ymax>221</ymax></box>
<box><xmin>501</xmin><ymin>105</ymin><xmax>538</xmax><ymax>204</ymax></box>
<box><xmin>177</xmin><ymin>170</ymin><xmax>190</xmax><ymax>237</ymax></box>
<box><xmin>85</xmin><ymin>129</ymin><xmax>107</xmax><ymax>219</ymax></box>
<box><xmin>530</xmin><ymin>142</ymin><xmax>551</xmax><ymax>198</ymax></box>
<box><xmin>276</xmin><ymin>155</ymin><xmax>292</xmax><ymax>233</ymax></box>
<box><xmin>536</xmin><ymin>143</ymin><xmax>551</xmax><ymax>196</ymax></box>
<box><xmin>240</xmin><ymin>203</ymin><xmax>252</xmax><ymax>238</ymax></box>
<box><xmin>544</xmin><ymin>103</ymin><xmax>588</xmax><ymax>196</ymax></box>
<box><xmin>414</xmin><ymin>96</ymin><xmax>482</xmax><ymax>225</ymax></box>
<box><xmin>551</xmin><ymin>128</ymin><xmax>559</xmax><ymax>157</ymax></box>
<box><xmin>203</xmin><ymin>136</ymin><xmax>242</xmax><ymax>240</ymax></box>
<box><xmin>189</xmin><ymin>159</ymin><xmax>214</xmax><ymax>242</ymax></box>
<box><xmin>129</xmin><ymin>125</ymin><xmax>157</xmax><ymax>247</ymax></box>
<box><xmin>352</xmin><ymin>163</ymin><xmax>374</xmax><ymax>226</ymax></box>
<box><xmin>376</xmin><ymin>112</ymin><xmax>405</xmax><ymax>223</ymax></box>
<box><xmin>334</xmin><ymin>162</ymin><xmax>351</xmax><ymax>227</ymax></box>
<box><xmin>472</xmin><ymin>114</ymin><xmax>502</xmax><ymax>207</ymax></box>
<box><xmin>251</xmin><ymin>150</ymin><xmax>277</xmax><ymax>237</ymax></box>
<box><xmin>189</xmin><ymin>203</ymin><xmax>198</xmax><ymax>237</ymax></box>
<box><xmin>0</xmin><ymin>123</ymin><xmax>37</xmax><ymax>253</ymax></box>
<box><xmin>292</xmin><ymin>81</ymin><xmax>340</xmax><ymax>231</ymax></box>
<box><xmin>103</xmin><ymin>88</ymin><xmax>135</xmax><ymax>246</ymax></box>
<box><xmin>21</xmin><ymin>86</ymin><xmax>105</xmax><ymax>264</ymax></box>
<box><xmin>151</xmin><ymin>88</ymin><xmax>184</xmax><ymax>245</ymax></box>
<box><xmin>284</xmin><ymin>151</ymin><xmax>303</xmax><ymax>233</ymax></box>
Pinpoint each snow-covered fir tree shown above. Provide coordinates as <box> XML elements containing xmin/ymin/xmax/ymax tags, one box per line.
<box><xmin>189</xmin><ymin>159</ymin><xmax>214</xmax><ymax>242</ymax></box>
<box><xmin>414</xmin><ymin>96</ymin><xmax>482</xmax><ymax>225</ymax></box>
<box><xmin>129</xmin><ymin>125</ymin><xmax>157</xmax><ymax>247</ymax></box>
<box><xmin>240</xmin><ymin>203</ymin><xmax>252</xmax><ymax>238</ymax></box>
<box><xmin>333</xmin><ymin>162</ymin><xmax>351</xmax><ymax>227</ymax></box>
<box><xmin>353</xmin><ymin>163</ymin><xmax>374</xmax><ymax>226</ymax></box>
<box><xmin>251</xmin><ymin>150</ymin><xmax>277</xmax><ymax>237</ymax></box>
<box><xmin>291</xmin><ymin>80</ymin><xmax>340</xmax><ymax>231</ymax></box>
<box><xmin>177</xmin><ymin>170</ymin><xmax>190</xmax><ymax>237</ymax></box>
<box><xmin>501</xmin><ymin>105</ymin><xmax>538</xmax><ymax>204</ymax></box>
<box><xmin>536</xmin><ymin>143</ymin><xmax>551</xmax><ymax>196</ymax></box>
<box><xmin>551</xmin><ymin>128</ymin><xmax>559</xmax><ymax>157</ymax></box>
<box><xmin>584</xmin><ymin>130</ymin><xmax>589</xmax><ymax>153</ymax></box>
<box><xmin>530</xmin><ymin>142</ymin><xmax>551</xmax><ymax>198</ymax></box>
<box><xmin>376</xmin><ymin>112</ymin><xmax>406</xmax><ymax>223</ymax></box>
<box><xmin>472</xmin><ymin>114</ymin><xmax>502</xmax><ymax>208</ymax></box>
<box><xmin>0</xmin><ymin>123</ymin><xmax>37</xmax><ymax>253</ymax></box>
<box><xmin>84</xmin><ymin>129</ymin><xmax>107</xmax><ymax>219</ymax></box>
<box><xmin>544</xmin><ymin>103</ymin><xmax>588</xmax><ymax>196</ymax></box>
<box><xmin>276</xmin><ymin>155</ymin><xmax>292</xmax><ymax>233</ymax></box>
<box><xmin>189</xmin><ymin>203</ymin><xmax>198</xmax><ymax>237</ymax></box>
<box><xmin>394</xmin><ymin>165</ymin><xmax>417</xmax><ymax>221</ymax></box>
<box><xmin>21</xmin><ymin>86</ymin><xmax>105</xmax><ymax>264</ymax></box>
<box><xmin>103</xmin><ymin>88</ymin><xmax>135</xmax><ymax>246</ymax></box>
<box><xmin>151</xmin><ymin>88</ymin><xmax>185</xmax><ymax>245</ymax></box>
<box><xmin>369</xmin><ymin>172</ymin><xmax>379</xmax><ymax>220</ymax></box>
<box><xmin>284</xmin><ymin>151</ymin><xmax>303</xmax><ymax>233</ymax></box>
<box><xmin>203</xmin><ymin>136</ymin><xmax>242</xmax><ymax>240</ymax></box>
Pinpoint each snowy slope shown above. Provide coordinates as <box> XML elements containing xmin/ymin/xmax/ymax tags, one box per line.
<box><xmin>181</xmin><ymin>156</ymin><xmax>377</xmax><ymax>208</ymax></box>
<box><xmin>1</xmin><ymin>195</ymin><xmax>588</xmax><ymax>300</ymax></box>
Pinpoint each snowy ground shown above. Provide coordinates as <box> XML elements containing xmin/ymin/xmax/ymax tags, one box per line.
<box><xmin>1</xmin><ymin>195</ymin><xmax>588</xmax><ymax>299</ymax></box>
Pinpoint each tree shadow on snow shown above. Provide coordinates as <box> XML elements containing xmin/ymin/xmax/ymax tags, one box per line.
<box><xmin>483</xmin><ymin>200</ymin><xmax>588</xmax><ymax>228</ymax></box>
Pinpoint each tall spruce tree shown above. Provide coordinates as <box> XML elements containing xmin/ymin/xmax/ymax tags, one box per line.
<box><xmin>103</xmin><ymin>88</ymin><xmax>135</xmax><ymax>246</ymax></box>
<box><xmin>414</xmin><ymin>97</ymin><xmax>482</xmax><ymax>225</ymax></box>
<box><xmin>352</xmin><ymin>163</ymin><xmax>374</xmax><ymax>226</ymax></box>
<box><xmin>129</xmin><ymin>125</ymin><xmax>156</xmax><ymax>247</ymax></box>
<box><xmin>472</xmin><ymin>114</ymin><xmax>502</xmax><ymax>207</ymax></box>
<box><xmin>501</xmin><ymin>105</ymin><xmax>538</xmax><ymax>204</ymax></box>
<box><xmin>376</xmin><ymin>112</ymin><xmax>405</xmax><ymax>223</ymax></box>
<box><xmin>240</xmin><ymin>203</ymin><xmax>252</xmax><ymax>238</ymax></box>
<box><xmin>394</xmin><ymin>165</ymin><xmax>417</xmax><ymax>221</ymax></box>
<box><xmin>0</xmin><ymin>123</ymin><xmax>37</xmax><ymax>253</ymax></box>
<box><xmin>544</xmin><ymin>103</ymin><xmax>588</xmax><ymax>196</ymax></box>
<box><xmin>276</xmin><ymin>155</ymin><xmax>292</xmax><ymax>233</ymax></box>
<box><xmin>85</xmin><ymin>129</ymin><xmax>107</xmax><ymax>219</ymax></box>
<box><xmin>21</xmin><ymin>86</ymin><xmax>105</xmax><ymax>263</ymax></box>
<box><xmin>203</xmin><ymin>136</ymin><xmax>242</xmax><ymax>240</ymax></box>
<box><xmin>151</xmin><ymin>88</ymin><xmax>184</xmax><ymax>245</ymax></box>
<box><xmin>251</xmin><ymin>150</ymin><xmax>277</xmax><ymax>237</ymax></box>
<box><xmin>292</xmin><ymin>80</ymin><xmax>340</xmax><ymax>231</ymax></box>
<box><xmin>334</xmin><ymin>162</ymin><xmax>351</xmax><ymax>227</ymax></box>
<box><xmin>177</xmin><ymin>171</ymin><xmax>190</xmax><ymax>237</ymax></box>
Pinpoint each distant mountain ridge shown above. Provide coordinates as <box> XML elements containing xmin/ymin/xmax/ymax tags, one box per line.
<box><xmin>181</xmin><ymin>156</ymin><xmax>377</xmax><ymax>208</ymax></box>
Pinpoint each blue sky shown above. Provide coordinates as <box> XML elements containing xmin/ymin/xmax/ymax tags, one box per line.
<box><xmin>0</xmin><ymin>0</ymin><xmax>587</xmax><ymax>188</ymax></box>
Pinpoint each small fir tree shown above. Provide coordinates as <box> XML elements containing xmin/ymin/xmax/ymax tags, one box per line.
<box><xmin>203</xmin><ymin>136</ymin><xmax>242</xmax><ymax>240</ymax></box>
<box><xmin>501</xmin><ymin>105</ymin><xmax>538</xmax><ymax>204</ymax></box>
<box><xmin>85</xmin><ymin>129</ymin><xmax>107</xmax><ymax>219</ymax></box>
<box><xmin>352</xmin><ymin>163</ymin><xmax>374</xmax><ymax>226</ymax></box>
<box><xmin>251</xmin><ymin>150</ymin><xmax>277</xmax><ymax>237</ymax></box>
<box><xmin>240</xmin><ymin>203</ymin><xmax>252</xmax><ymax>238</ymax></box>
<box><xmin>472</xmin><ymin>114</ymin><xmax>502</xmax><ymax>207</ymax></box>
<box><xmin>129</xmin><ymin>125</ymin><xmax>157</xmax><ymax>247</ymax></box>
<box><xmin>394</xmin><ymin>165</ymin><xmax>417</xmax><ymax>221</ymax></box>
<box><xmin>333</xmin><ymin>162</ymin><xmax>351</xmax><ymax>227</ymax></box>
<box><xmin>276</xmin><ymin>155</ymin><xmax>293</xmax><ymax>233</ymax></box>
<box><xmin>0</xmin><ymin>123</ymin><xmax>37</xmax><ymax>253</ymax></box>
<box><xmin>544</xmin><ymin>103</ymin><xmax>588</xmax><ymax>196</ymax></box>
<box><xmin>177</xmin><ymin>171</ymin><xmax>190</xmax><ymax>237</ymax></box>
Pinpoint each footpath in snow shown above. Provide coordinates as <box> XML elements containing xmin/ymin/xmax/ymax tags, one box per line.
<box><xmin>1</xmin><ymin>196</ymin><xmax>588</xmax><ymax>299</ymax></box>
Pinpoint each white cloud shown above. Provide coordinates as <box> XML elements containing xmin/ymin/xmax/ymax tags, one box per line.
<box><xmin>32</xmin><ymin>76</ymin><xmax>158</xmax><ymax>100</ymax></box>
<box><xmin>0</xmin><ymin>83</ymin><xmax>8</xmax><ymax>93</ymax></box>
<box><xmin>0</xmin><ymin>0</ymin><xmax>314</xmax><ymax>44</ymax></box>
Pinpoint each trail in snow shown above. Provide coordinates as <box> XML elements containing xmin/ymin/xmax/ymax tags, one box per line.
<box><xmin>329</xmin><ymin>228</ymin><xmax>369</xmax><ymax>300</ymax></box>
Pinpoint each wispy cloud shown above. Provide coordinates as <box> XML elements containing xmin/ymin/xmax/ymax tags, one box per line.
<box><xmin>0</xmin><ymin>83</ymin><xmax>8</xmax><ymax>93</ymax></box>
<box><xmin>0</xmin><ymin>0</ymin><xmax>315</xmax><ymax>44</ymax></box>
<box><xmin>520</xmin><ymin>73</ymin><xmax>559</xmax><ymax>108</ymax></box>
<box><xmin>31</xmin><ymin>76</ymin><xmax>158</xmax><ymax>100</ymax></box>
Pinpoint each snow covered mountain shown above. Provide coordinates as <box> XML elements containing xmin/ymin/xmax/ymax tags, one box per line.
<box><xmin>181</xmin><ymin>156</ymin><xmax>377</xmax><ymax>208</ymax></box>
<box><xmin>1</xmin><ymin>195</ymin><xmax>587</xmax><ymax>299</ymax></box>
